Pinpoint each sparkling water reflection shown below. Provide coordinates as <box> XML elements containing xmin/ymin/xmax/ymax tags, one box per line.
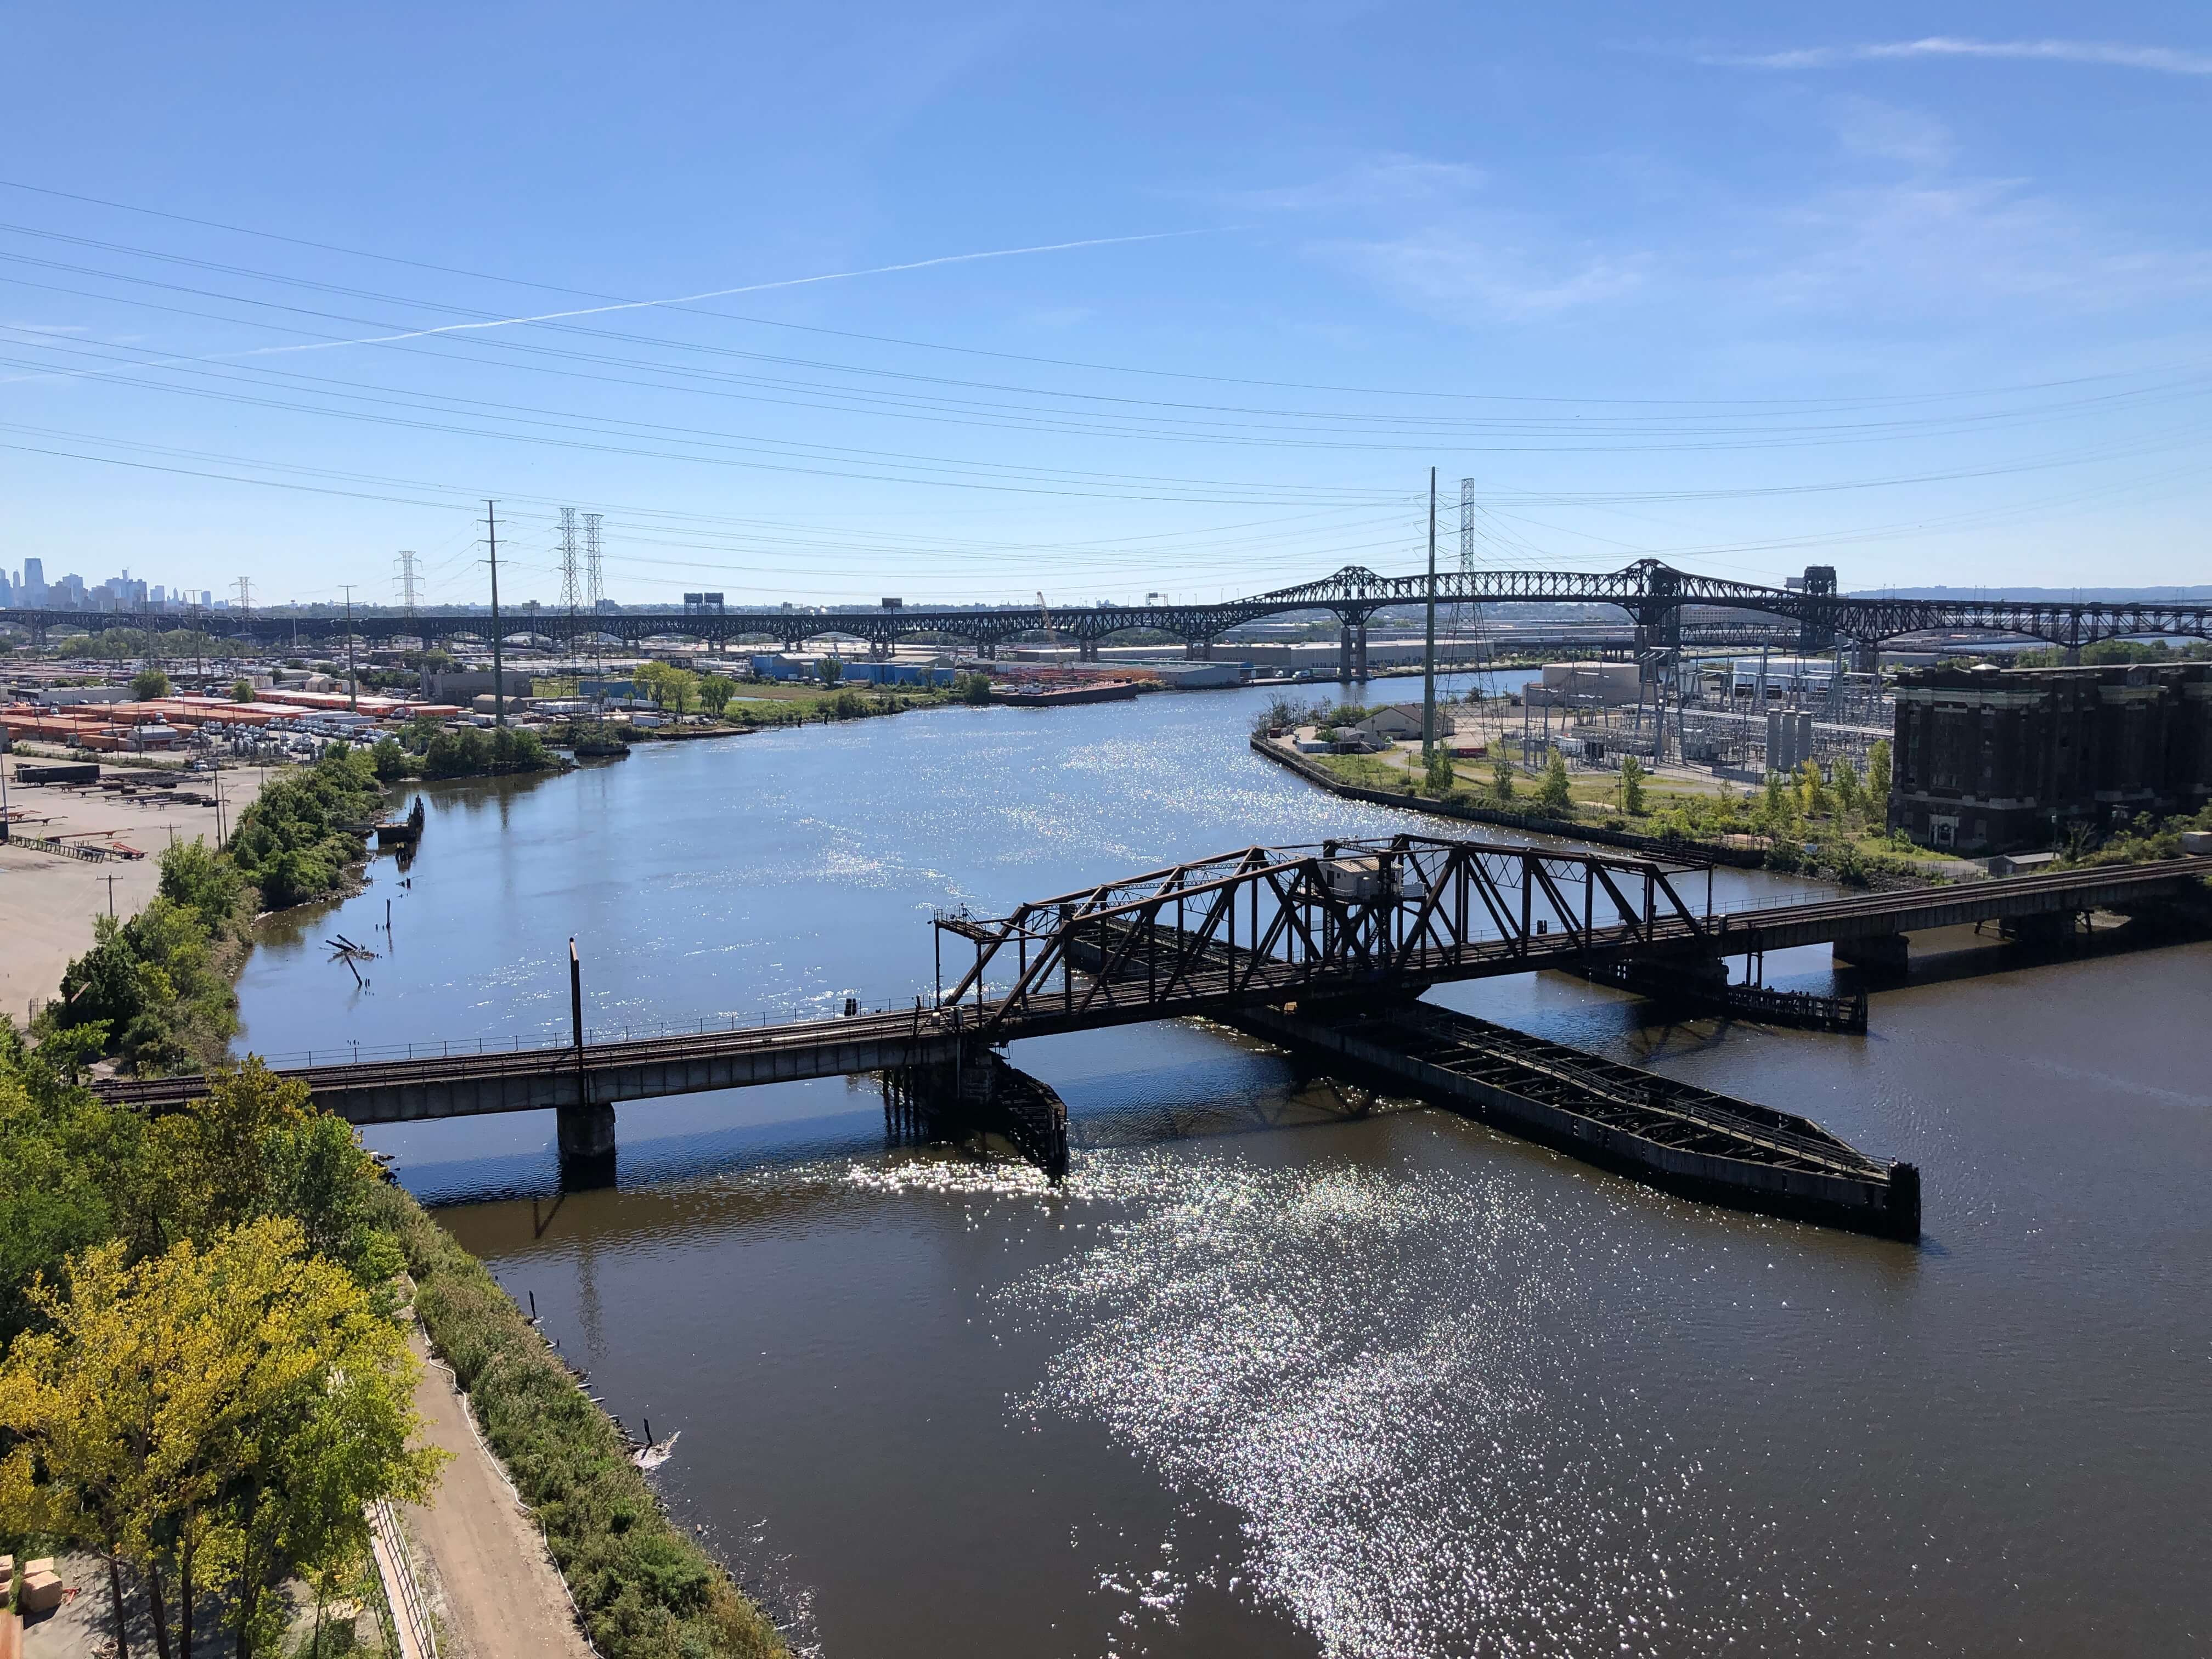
<box><xmin>235</xmin><ymin>680</ymin><xmax>2212</xmax><ymax>1657</ymax></box>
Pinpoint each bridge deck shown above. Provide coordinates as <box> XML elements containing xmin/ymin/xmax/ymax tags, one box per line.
<box><xmin>92</xmin><ymin>857</ymin><xmax>2207</xmax><ymax>1121</ymax></box>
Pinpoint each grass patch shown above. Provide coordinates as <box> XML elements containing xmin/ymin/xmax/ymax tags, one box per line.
<box><xmin>374</xmin><ymin>1187</ymin><xmax>786</xmax><ymax>1659</ymax></box>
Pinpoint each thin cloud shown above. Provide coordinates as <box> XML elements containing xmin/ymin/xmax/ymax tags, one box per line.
<box><xmin>1708</xmin><ymin>38</ymin><xmax>2212</xmax><ymax>76</ymax></box>
<box><xmin>1232</xmin><ymin>155</ymin><xmax>1486</xmax><ymax>214</ymax></box>
<box><xmin>247</xmin><ymin>229</ymin><xmax>1227</xmax><ymax>358</ymax></box>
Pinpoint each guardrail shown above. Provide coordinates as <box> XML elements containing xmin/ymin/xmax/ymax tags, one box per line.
<box><xmin>366</xmin><ymin>1497</ymin><xmax>437</xmax><ymax>1659</ymax></box>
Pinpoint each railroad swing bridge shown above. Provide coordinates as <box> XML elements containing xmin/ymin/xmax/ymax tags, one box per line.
<box><xmin>14</xmin><ymin>559</ymin><xmax>2211</xmax><ymax>674</ymax></box>
<box><xmin>93</xmin><ymin>836</ymin><xmax>2211</xmax><ymax>1240</ymax></box>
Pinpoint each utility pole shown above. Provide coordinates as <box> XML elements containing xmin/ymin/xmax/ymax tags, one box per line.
<box><xmin>486</xmin><ymin>500</ymin><xmax>507</xmax><ymax>728</ymax></box>
<box><xmin>340</xmin><ymin>585</ymin><xmax>359</xmax><ymax>713</ymax></box>
<box><xmin>1421</xmin><ymin>466</ymin><xmax>1439</xmax><ymax>761</ymax></box>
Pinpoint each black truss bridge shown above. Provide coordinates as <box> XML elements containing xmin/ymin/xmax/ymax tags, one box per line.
<box><xmin>14</xmin><ymin>557</ymin><xmax>2209</xmax><ymax>661</ymax></box>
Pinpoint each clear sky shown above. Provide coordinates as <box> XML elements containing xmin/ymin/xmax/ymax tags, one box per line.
<box><xmin>3</xmin><ymin>2</ymin><xmax>2208</xmax><ymax>608</ymax></box>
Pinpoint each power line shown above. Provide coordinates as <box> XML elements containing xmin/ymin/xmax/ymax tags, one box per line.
<box><xmin>1</xmin><ymin>177</ymin><xmax>2183</xmax><ymax>410</ymax></box>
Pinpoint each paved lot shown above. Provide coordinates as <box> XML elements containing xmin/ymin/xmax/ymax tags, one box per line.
<box><xmin>0</xmin><ymin>757</ymin><xmax>275</xmax><ymax>1021</ymax></box>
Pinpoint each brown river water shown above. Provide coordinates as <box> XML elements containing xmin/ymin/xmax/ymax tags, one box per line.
<box><xmin>236</xmin><ymin>678</ymin><xmax>2212</xmax><ymax>1657</ymax></box>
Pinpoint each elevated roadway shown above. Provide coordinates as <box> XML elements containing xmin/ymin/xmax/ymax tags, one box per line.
<box><xmin>14</xmin><ymin>558</ymin><xmax>2210</xmax><ymax>670</ymax></box>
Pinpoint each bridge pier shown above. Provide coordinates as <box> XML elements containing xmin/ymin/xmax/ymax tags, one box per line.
<box><xmin>557</xmin><ymin>1101</ymin><xmax>616</xmax><ymax>1164</ymax></box>
<box><xmin>1832</xmin><ymin>932</ymin><xmax>1910</xmax><ymax>976</ymax></box>
<box><xmin>882</xmin><ymin>1048</ymin><xmax>1069</xmax><ymax>1180</ymax></box>
<box><xmin>1079</xmin><ymin>637</ymin><xmax>1100</xmax><ymax>662</ymax></box>
<box><xmin>2001</xmin><ymin>910</ymin><xmax>2081</xmax><ymax>944</ymax></box>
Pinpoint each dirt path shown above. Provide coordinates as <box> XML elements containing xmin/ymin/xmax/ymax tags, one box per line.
<box><xmin>403</xmin><ymin>1333</ymin><xmax>595</xmax><ymax>1659</ymax></box>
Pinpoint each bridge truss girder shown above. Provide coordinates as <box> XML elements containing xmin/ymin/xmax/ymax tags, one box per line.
<box><xmin>934</xmin><ymin>833</ymin><xmax>1711</xmax><ymax>1039</ymax></box>
<box><xmin>11</xmin><ymin>558</ymin><xmax>2209</xmax><ymax>656</ymax></box>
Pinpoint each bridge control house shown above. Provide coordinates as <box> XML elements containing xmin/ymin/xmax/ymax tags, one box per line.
<box><xmin>1890</xmin><ymin>663</ymin><xmax>2212</xmax><ymax>853</ymax></box>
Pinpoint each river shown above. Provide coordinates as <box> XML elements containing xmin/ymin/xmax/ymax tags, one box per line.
<box><xmin>235</xmin><ymin>678</ymin><xmax>2212</xmax><ymax>1658</ymax></box>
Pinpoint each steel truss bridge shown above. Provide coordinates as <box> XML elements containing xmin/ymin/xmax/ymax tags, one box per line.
<box><xmin>95</xmin><ymin>837</ymin><xmax>2208</xmax><ymax>1133</ymax></box>
<box><xmin>13</xmin><ymin>560</ymin><xmax>2209</xmax><ymax>672</ymax></box>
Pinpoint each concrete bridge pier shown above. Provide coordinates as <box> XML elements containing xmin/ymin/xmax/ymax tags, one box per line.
<box><xmin>1339</xmin><ymin>622</ymin><xmax>1356</xmax><ymax>681</ymax></box>
<box><xmin>1079</xmin><ymin>637</ymin><xmax>1100</xmax><ymax>662</ymax></box>
<box><xmin>1833</xmin><ymin>933</ymin><xmax>1910</xmax><ymax>976</ymax></box>
<box><xmin>557</xmin><ymin>1101</ymin><xmax>617</xmax><ymax>1164</ymax></box>
<box><xmin>2001</xmin><ymin>910</ymin><xmax>2081</xmax><ymax>944</ymax></box>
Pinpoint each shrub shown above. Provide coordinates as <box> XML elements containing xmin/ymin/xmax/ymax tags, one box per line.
<box><xmin>227</xmin><ymin>748</ymin><xmax>384</xmax><ymax>909</ymax></box>
<box><xmin>1536</xmin><ymin>752</ymin><xmax>1572</xmax><ymax>814</ymax></box>
<box><xmin>370</xmin><ymin>736</ymin><xmax>419</xmax><ymax>781</ymax></box>
<box><xmin>382</xmin><ymin>1190</ymin><xmax>785</xmax><ymax>1658</ymax></box>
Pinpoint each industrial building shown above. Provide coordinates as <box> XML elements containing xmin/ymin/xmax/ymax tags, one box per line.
<box><xmin>1889</xmin><ymin>662</ymin><xmax>2212</xmax><ymax>852</ymax></box>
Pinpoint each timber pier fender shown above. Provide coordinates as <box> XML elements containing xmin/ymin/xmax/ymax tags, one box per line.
<box><xmin>1235</xmin><ymin>1000</ymin><xmax>1920</xmax><ymax>1239</ymax></box>
<box><xmin>881</xmin><ymin>1046</ymin><xmax>1071</xmax><ymax>1180</ymax></box>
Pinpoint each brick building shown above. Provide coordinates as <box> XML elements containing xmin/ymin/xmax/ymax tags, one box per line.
<box><xmin>1889</xmin><ymin>662</ymin><xmax>2212</xmax><ymax>853</ymax></box>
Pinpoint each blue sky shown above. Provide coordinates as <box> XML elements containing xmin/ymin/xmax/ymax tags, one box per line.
<box><xmin>3</xmin><ymin>2</ymin><xmax>2208</xmax><ymax>608</ymax></box>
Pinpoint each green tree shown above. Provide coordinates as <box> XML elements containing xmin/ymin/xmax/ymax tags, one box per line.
<box><xmin>1798</xmin><ymin>759</ymin><xmax>1831</xmax><ymax>818</ymax></box>
<box><xmin>130</xmin><ymin>668</ymin><xmax>172</xmax><ymax>701</ymax></box>
<box><xmin>228</xmin><ymin>679</ymin><xmax>255</xmax><ymax>703</ymax></box>
<box><xmin>422</xmin><ymin>726</ymin><xmax>492</xmax><ymax>777</ymax></box>
<box><xmin>1832</xmin><ymin>757</ymin><xmax>1864</xmax><ymax>815</ymax></box>
<box><xmin>1619</xmin><ymin>754</ymin><xmax>1647</xmax><ymax>816</ymax></box>
<box><xmin>818</xmin><ymin>657</ymin><xmax>843</xmax><ymax>685</ymax></box>
<box><xmin>1537</xmin><ymin>751</ymin><xmax>1572</xmax><ymax>814</ymax></box>
<box><xmin>1866</xmin><ymin>738</ymin><xmax>1893</xmax><ymax>818</ymax></box>
<box><xmin>1424</xmin><ymin>747</ymin><xmax>1455</xmax><ymax>793</ymax></box>
<box><xmin>0</xmin><ymin>1218</ymin><xmax>441</xmax><ymax>1658</ymax></box>
<box><xmin>369</xmin><ymin>736</ymin><xmax>416</xmax><ymax>781</ymax></box>
<box><xmin>698</xmin><ymin>674</ymin><xmax>736</xmax><ymax>716</ymax></box>
<box><xmin>225</xmin><ymin>749</ymin><xmax>383</xmax><ymax>909</ymax></box>
<box><xmin>956</xmin><ymin>672</ymin><xmax>994</xmax><ymax>706</ymax></box>
<box><xmin>1490</xmin><ymin>752</ymin><xmax>1516</xmax><ymax>804</ymax></box>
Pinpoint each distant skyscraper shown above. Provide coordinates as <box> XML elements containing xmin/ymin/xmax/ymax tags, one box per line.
<box><xmin>22</xmin><ymin>556</ymin><xmax>45</xmax><ymax>605</ymax></box>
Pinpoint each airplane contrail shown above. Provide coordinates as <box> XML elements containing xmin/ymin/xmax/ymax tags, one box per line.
<box><xmin>246</xmin><ymin>229</ymin><xmax>1222</xmax><ymax>357</ymax></box>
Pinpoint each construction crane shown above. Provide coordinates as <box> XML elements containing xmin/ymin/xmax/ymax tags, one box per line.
<box><xmin>1037</xmin><ymin>590</ymin><xmax>1056</xmax><ymax>646</ymax></box>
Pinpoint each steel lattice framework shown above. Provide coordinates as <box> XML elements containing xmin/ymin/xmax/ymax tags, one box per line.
<box><xmin>8</xmin><ymin>557</ymin><xmax>2208</xmax><ymax>655</ymax></box>
<box><xmin>933</xmin><ymin>833</ymin><xmax>1714</xmax><ymax>1039</ymax></box>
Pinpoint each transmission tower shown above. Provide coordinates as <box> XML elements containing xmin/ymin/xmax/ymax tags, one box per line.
<box><xmin>1458</xmin><ymin>478</ymin><xmax>1491</xmax><ymax>693</ymax></box>
<box><xmin>582</xmin><ymin>512</ymin><xmax>605</xmax><ymax>674</ymax></box>
<box><xmin>395</xmin><ymin>551</ymin><xmax>420</xmax><ymax>622</ymax></box>
<box><xmin>233</xmin><ymin>575</ymin><xmax>252</xmax><ymax>620</ymax></box>
<box><xmin>558</xmin><ymin>507</ymin><xmax>582</xmax><ymax>667</ymax></box>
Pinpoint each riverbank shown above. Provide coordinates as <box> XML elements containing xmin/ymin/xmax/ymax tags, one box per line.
<box><xmin>379</xmin><ymin>1188</ymin><xmax>787</xmax><ymax>1658</ymax></box>
<box><xmin>1248</xmin><ymin>733</ymin><xmax>1773</xmax><ymax>866</ymax></box>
